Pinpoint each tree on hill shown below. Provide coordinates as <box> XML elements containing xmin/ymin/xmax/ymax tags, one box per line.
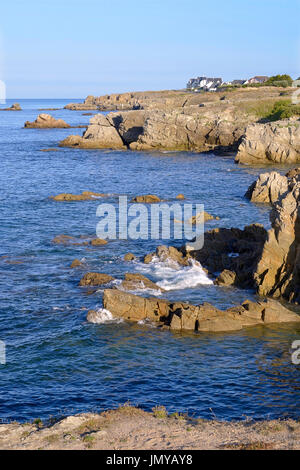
<box><xmin>265</xmin><ymin>75</ymin><xmax>293</xmax><ymax>87</ymax></box>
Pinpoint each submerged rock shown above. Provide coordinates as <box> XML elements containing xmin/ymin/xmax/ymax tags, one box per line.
<box><xmin>102</xmin><ymin>289</ymin><xmax>300</xmax><ymax>332</ymax></box>
<box><xmin>90</xmin><ymin>238</ymin><xmax>108</xmax><ymax>246</ymax></box>
<box><xmin>124</xmin><ymin>253</ymin><xmax>137</xmax><ymax>261</ymax></box>
<box><xmin>79</xmin><ymin>273</ymin><xmax>114</xmax><ymax>287</ymax></box>
<box><xmin>188</xmin><ymin>211</ymin><xmax>219</xmax><ymax>224</ymax></box>
<box><xmin>51</xmin><ymin>191</ymin><xmax>106</xmax><ymax>201</ymax></box>
<box><xmin>25</xmin><ymin>113</ymin><xmax>70</xmax><ymax>128</ymax></box>
<box><xmin>70</xmin><ymin>259</ymin><xmax>83</xmax><ymax>268</ymax></box>
<box><xmin>130</xmin><ymin>194</ymin><xmax>161</xmax><ymax>203</ymax></box>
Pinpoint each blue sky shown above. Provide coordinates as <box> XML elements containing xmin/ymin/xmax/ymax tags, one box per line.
<box><xmin>1</xmin><ymin>0</ymin><xmax>299</xmax><ymax>98</ymax></box>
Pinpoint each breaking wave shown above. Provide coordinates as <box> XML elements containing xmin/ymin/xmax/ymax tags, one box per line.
<box><xmin>137</xmin><ymin>257</ymin><xmax>213</xmax><ymax>291</ymax></box>
<box><xmin>88</xmin><ymin>308</ymin><xmax>123</xmax><ymax>324</ymax></box>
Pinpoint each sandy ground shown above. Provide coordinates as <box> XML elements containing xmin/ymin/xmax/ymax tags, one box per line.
<box><xmin>0</xmin><ymin>405</ymin><xmax>299</xmax><ymax>450</ymax></box>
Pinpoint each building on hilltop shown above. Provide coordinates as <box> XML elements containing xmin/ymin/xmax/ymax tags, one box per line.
<box><xmin>245</xmin><ymin>76</ymin><xmax>269</xmax><ymax>84</ymax></box>
<box><xmin>186</xmin><ymin>77</ymin><xmax>223</xmax><ymax>92</ymax></box>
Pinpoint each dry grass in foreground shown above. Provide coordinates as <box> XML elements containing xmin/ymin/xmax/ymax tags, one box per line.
<box><xmin>0</xmin><ymin>405</ymin><xmax>299</xmax><ymax>450</ymax></box>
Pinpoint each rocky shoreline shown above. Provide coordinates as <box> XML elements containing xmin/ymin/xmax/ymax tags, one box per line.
<box><xmin>1</xmin><ymin>405</ymin><xmax>299</xmax><ymax>450</ymax></box>
<box><xmin>60</xmin><ymin>87</ymin><xmax>300</xmax><ymax>163</ymax></box>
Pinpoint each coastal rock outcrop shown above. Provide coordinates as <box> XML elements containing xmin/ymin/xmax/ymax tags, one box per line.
<box><xmin>245</xmin><ymin>171</ymin><xmax>289</xmax><ymax>204</ymax></box>
<box><xmin>245</xmin><ymin>169</ymin><xmax>300</xmax><ymax>204</ymax></box>
<box><xmin>25</xmin><ymin>114</ymin><xmax>70</xmax><ymax>128</ymax></box>
<box><xmin>101</xmin><ymin>289</ymin><xmax>300</xmax><ymax>332</ymax></box>
<box><xmin>59</xmin><ymin>114</ymin><xmax>126</xmax><ymax>149</ymax></box>
<box><xmin>191</xmin><ymin>224</ymin><xmax>267</xmax><ymax>287</ymax></box>
<box><xmin>235</xmin><ymin>119</ymin><xmax>300</xmax><ymax>164</ymax></box>
<box><xmin>129</xmin><ymin>109</ymin><xmax>246</xmax><ymax>152</ymax></box>
<box><xmin>253</xmin><ymin>181</ymin><xmax>300</xmax><ymax>302</ymax></box>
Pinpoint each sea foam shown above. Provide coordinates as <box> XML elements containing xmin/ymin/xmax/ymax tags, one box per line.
<box><xmin>137</xmin><ymin>256</ymin><xmax>213</xmax><ymax>291</ymax></box>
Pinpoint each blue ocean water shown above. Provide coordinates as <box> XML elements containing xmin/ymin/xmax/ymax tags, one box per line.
<box><xmin>0</xmin><ymin>99</ymin><xmax>299</xmax><ymax>422</ymax></box>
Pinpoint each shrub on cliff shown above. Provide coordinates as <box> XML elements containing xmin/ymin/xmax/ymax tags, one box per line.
<box><xmin>265</xmin><ymin>100</ymin><xmax>300</xmax><ymax>121</ymax></box>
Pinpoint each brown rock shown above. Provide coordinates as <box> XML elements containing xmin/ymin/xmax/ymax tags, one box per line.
<box><xmin>215</xmin><ymin>269</ymin><xmax>236</xmax><ymax>286</ymax></box>
<box><xmin>130</xmin><ymin>195</ymin><xmax>161</xmax><ymax>203</ymax></box>
<box><xmin>236</xmin><ymin>119</ymin><xmax>300</xmax><ymax>164</ymax></box>
<box><xmin>120</xmin><ymin>273</ymin><xmax>162</xmax><ymax>292</ymax></box>
<box><xmin>0</xmin><ymin>103</ymin><xmax>21</xmax><ymax>111</ymax></box>
<box><xmin>144</xmin><ymin>253</ymin><xmax>155</xmax><ymax>264</ymax></box>
<box><xmin>102</xmin><ymin>290</ymin><xmax>300</xmax><ymax>332</ymax></box>
<box><xmin>90</xmin><ymin>238</ymin><xmax>108</xmax><ymax>246</ymax></box>
<box><xmin>51</xmin><ymin>191</ymin><xmax>106</xmax><ymax>201</ymax></box>
<box><xmin>189</xmin><ymin>211</ymin><xmax>219</xmax><ymax>224</ymax></box>
<box><xmin>70</xmin><ymin>259</ymin><xmax>83</xmax><ymax>268</ymax></box>
<box><xmin>176</xmin><ymin>194</ymin><xmax>185</xmax><ymax>200</ymax></box>
<box><xmin>59</xmin><ymin>114</ymin><xmax>126</xmax><ymax>149</ymax></box>
<box><xmin>124</xmin><ymin>253</ymin><xmax>137</xmax><ymax>261</ymax></box>
<box><xmin>79</xmin><ymin>273</ymin><xmax>114</xmax><ymax>287</ymax></box>
<box><xmin>25</xmin><ymin>113</ymin><xmax>70</xmax><ymax>128</ymax></box>
<box><xmin>52</xmin><ymin>235</ymin><xmax>76</xmax><ymax>245</ymax></box>
<box><xmin>245</xmin><ymin>172</ymin><xmax>289</xmax><ymax>204</ymax></box>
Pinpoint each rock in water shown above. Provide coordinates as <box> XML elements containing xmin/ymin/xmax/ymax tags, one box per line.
<box><xmin>51</xmin><ymin>191</ymin><xmax>106</xmax><ymax>201</ymax></box>
<box><xmin>130</xmin><ymin>195</ymin><xmax>161</xmax><ymax>203</ymax></box>
<box><xmin>25</xmin><ymin>113</ymin><xmax>70</xmax><ymax>128</ymax></box>
<box><xmin>124</xmin><ymin>253</ymin><xmax>136</xmax><ymax>261</ymax></box>
<box><xmin>119</xmin><ymin>273</ymin><xmax>162</xmax><ymax>292</ymax></box>
<box><xmin>102</xmin><ymin>289</ymin><xmax>300</xmax><ymax>332</ymax></box>
<box><xmin>59</xmin><ymin>114</ymin><xmax>126</xmax><ymax>149</ymax></box>
<box><xmin>79</xmin><ymin>273</ymin><xmax>114</xmax><ymax>286</ymax></box>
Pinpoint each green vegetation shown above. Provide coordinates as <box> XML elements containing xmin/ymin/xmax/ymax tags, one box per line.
<box><xmin>33</xmin><ymin>418</ymin><xmax>43</xmax><ymax>428</ymax></box>
<box><xmin>152</xmin><ymin>405</ymin><xmax>168</xmax><ymax>419</ymax></box>
<box><xmin>264</xmin><ymin>74</ymin><xmax>293</xmax><ymax>87</ymax></box>
<box><xmin>265</xmin><ymin>100</ymin><xmax>300</xmax><ymax>121</ymax></box>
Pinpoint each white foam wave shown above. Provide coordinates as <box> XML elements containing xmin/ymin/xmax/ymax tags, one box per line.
<box><xmin>87</xmin><ymin>308</ymin><xmax>123</xmax><ymax>324</ymax></box>
<box><xmin>117</xmin><ymin>281</ymin><xmax>163</xmax><ymax>297</ymax></box>
<box><xmin>137</xmin><ymin>257</ymin><xmax>213</xmax><ymax>291</ymax></box>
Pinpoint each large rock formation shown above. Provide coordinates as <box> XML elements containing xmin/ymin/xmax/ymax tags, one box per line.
<box><xmin>100</xmin><ymin>289</ymin><xmax>300</xmax><ymax>332</ymax></box>
<box><xmin>59</xmin><ymin>114</ymin><xmax>126</xmax><ymax>149</ymax></box>
<box><xmin>253</xmin><ymin>181</ymin><xmax>300</xmax><ymax>302</ymax></box>
<box><xmin>25</xmin><ymin>114</ymin><xmax>70</xmax><ymax>128</ymax></box>
<box><xmin>129</xmin><ymin>108</ymin><xmax>246</xmax><ymax>152</ymax></box>
<box><xmin>60</xmin><ymin>103</ymin><xmax>251</xmax><ymax>152</ymax></box>
<box><xmin>245</xmin><ymin>171</ymin><xmax>289</xmax><ymax>204</ymax></box>
<box><xmin>61</xmin><ymin>89</ymin><xmax>300</xmax><ymax>156</ymax></box>
<box><xmin>191</xmin><ymin>224</ymin><xmax>267</xmax><ymax>288</ymax></box>
<box><xmin>245</xmin><ymin>169</ymin><xmax>300</xmax><ymax>204</ymax></box>
<box><xmin>235</xmin><ymin>119</ymin><xmax>300</xmax><ymax>164</ymax></box>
